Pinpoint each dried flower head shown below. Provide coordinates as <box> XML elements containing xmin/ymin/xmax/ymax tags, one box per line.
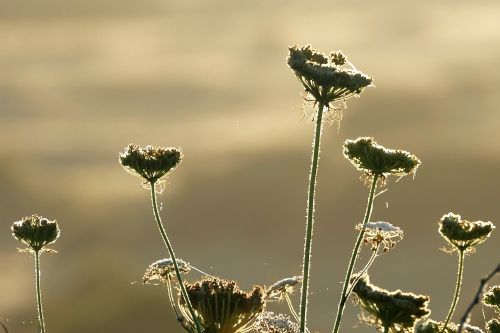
<box><xmin>483</xmin><ymin>285</ymin><xmax>500</xmax><ymax>309</ymax></box>
<box><xmin>438</xmin><ymin>213</ymin><xmax>495</xmax><ymax>252</ymax></box>
<box><xmin>357</xmin><ymin>222</ymin><xmax>404</xmax><ymax>252</ymax></box>
<box><xmin>254</xmin><ymin>312</ymin><xmax>298</xmax><ymax>333</ymax></box>
<box><xmin>343</xmin><ymin>137</ymin><xmax>421</xmax><ymax>182</ymax></box>
<box><xmin>286</xmin><ymin>45</ymin><xmax>372</xmax><ymax>110</ymax></box>
<box><xmin>486</xmin><ymin>319</ymin><xmax>500</xmax><ymax>333</ymax></box>
<box><xmin>179</xmin><ymin>277</ymin><xmax>265</xmax><ymax>333</ymax></box>
<box><xmin>265</xmin><ymin>276</ymin><xmax>302</xmax><ymax>300</ymax></box>
<box><xmin>413</xmin><ymin>319</ymin><xmax>455</xmax><ymax>333</ymax></box>
<box><xmin>119</xmin><ymin>144</ymin><xmax>182</xmax><ymax>183</ymax></box>
<box><xmin>352</xmin><ymin>274</ymin><xmax>430</xmax><ymax>332</ymax></box>
<box><xmin>11</xmin><ymin>214</ymin><xmax>60</xmax><ymax>253</ymax></box>
<box><xmin>143</xmin><ymin>258</ymin><xmax>191</xmax><ymax>284</ymax></box>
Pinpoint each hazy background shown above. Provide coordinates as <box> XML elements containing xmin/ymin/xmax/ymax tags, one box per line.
<box><xmin>1</xmin><ymin>0</ymin><xmax>499</xmax><ymax>332</ymax></box>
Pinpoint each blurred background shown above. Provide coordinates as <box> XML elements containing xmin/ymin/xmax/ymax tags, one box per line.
<box><xmin>1</xmin><ymin>0</ymin><xmax>499</xmax><ymax>332</ymax></box>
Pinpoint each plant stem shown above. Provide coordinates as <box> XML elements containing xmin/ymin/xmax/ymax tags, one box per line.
<box><xmin>346</xmin><ymin>244</ymin><xmax>380</xmax><ymax>298</ymax></box>
<box><xmin>383</xmin><ymin>326</ymin><xmax>390</xmax><ymax>333</ymax></box>
<box><xmin>442</xmin><ymin>250</ymin><xmax>465</xmax><ymax>332</ymax></box>
<box><xmin>299</xmin><ymin>102</ymin><xmax>325</xmax><ymax>333</ymax></box>
<box><xmin>150</xmin><ymin>183</ymin><xmax>202</xmax><ymax>333</ymax></box>
<box><xmin>331</xmin><ymin>174</ymin><xmax>379</xmax><ymax>333</ymax></box>
<box><xmin>35</xmin><ymin>250</ymin><xmax>46</xmax><ymax>333</ymax></box>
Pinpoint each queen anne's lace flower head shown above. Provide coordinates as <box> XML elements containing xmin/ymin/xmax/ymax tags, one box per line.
<box><xmin>254</xmin><ymin>312</ymin><xmax>299</xmax><ymax>333</ymax></box>
<box><xmin>357</xmin><ymin>222</ymin><xmax>403</xmax><ymax>252</ymax></box>
<box><xmin>143</xmin><ymin>258</ymin><xmax>191</xmax><ymax>283</ymax></box>
<box><xmin>266</xmin><ymin>276</ymin><xmax>302</xmax><ymax>300</ymax></box>
<box><xmin>11</xmin><ymin>214</ymin><xmax>60</xmax><ymax>253</ymax></box>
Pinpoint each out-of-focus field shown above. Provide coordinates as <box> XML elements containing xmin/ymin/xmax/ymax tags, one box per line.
<box><xmin>1</xmin><ymin>1</ymin><xmax>499</xmax><ymax>332</ymax></box>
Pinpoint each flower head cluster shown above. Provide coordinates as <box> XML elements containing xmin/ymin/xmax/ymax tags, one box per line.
<box><xmin>119</xmin><ymin>144</ymin><xmax>182</xmax><ymax>183</ymax></box>
<box><xmin>265</xmin><ymin>276</ymin><xmax>302</xmax><ymax>300</ymax></box>
<box><xmin>414</xmin><ymin>320</ymin><xmax>487</xmax><ymax>333</ymax></box>
<box><xmin>438</xmin><ymin>213</ymin><xmax>495</xmax><ymax>253</ymax></box>
<box><xmin>11</xmin><ymin>214</ymin><xmax>60</xmax><ymax>253</ymax></box>
<box><xmin>352</xmin><ymin>274</ymin><xmax>430</xmax><ymax>332</ymax></box>
<box><xmin>487</xmin><ymin>319</ymin><xmax>500</xmax><ymax>333</ymax></box>
<box><xmin>357</xmin><ymin>222</ymin><xmax>404</xmax><ymax>252</ymax></box>
<box><xmin>287</xmin><ymin>45</ymin><xmax>372</xmax><ymax>108</ymax></box>
<box><xmin>343</xmin><ymin>137</ymin><xmax>421</xmax><ymax>183</ymax></box>
<box><xmin>179</xmin><ymin>277</ymin><xmax>265</xmax><ymax>333</ymax></box>
<box><xmin>254</xmin><ymin>311</ymin><xmax>298</xmax><ymax>333</ymax></box>
<box><xmin>483</xmin><ymin>285</ymin><xmax>500</xmax><ymax>310</ymax></box>
<box><xmin>142</xmin><ymin>258</ymin><xmax>191</xmax><ymax>284</ymax></box>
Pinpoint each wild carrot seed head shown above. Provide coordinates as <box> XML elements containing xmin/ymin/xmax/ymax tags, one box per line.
<box><xmin>352</xmin><ymin>274</ymin><xmax>430</xmax><ymax>332</ymax></box>
<box><xmin>483</xmin><ymin>285</ymin><xmax>500</xmax><ymax>309</ymax></box>
<box><xmin>142</xmin><ymin>258</ymin><xmax>191</xmax><ymax>284</ymax></box>
<box><xmin>438</xmin><ymin>213</ymin><xmax>495</xmax><ymax>253</ymax></box>
<box><xmin>486</xmin><ymin>319</ymin><xmax>500</xmax><ymax>333</ymax></box>
<box><xmin>254</xmin><ymin>311</ymin><xmax>298</xmax><ymax>333</ymax></box>
<box><xmin>119</xmin><ymin>144</ymin><xmax>182</xmax><ymax>184</ymax></box>
<box><xmin>286</xmin><ymin>45</ymin><xmax>372</xmax><ymax>109</ymax></box>
<box><xmin>343</xmin><ymin>137</ymin><xmax>421</xmax><ymax>182</ymax></box>
<box><xmin>11</xmin><ymin>214</ymin><xmax>60</xmax><ymax>253</ymax></box>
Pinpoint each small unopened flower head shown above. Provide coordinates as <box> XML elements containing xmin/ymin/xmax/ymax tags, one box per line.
<box><xmin>482</xmin><ymin>285</ymin><xmax>500</xmax><ymax>309</ymax></box>
<box><xmin>179</xmin><ymin>277</ymin><xmax>265</xmax><ymax>333</ymax></box>
<box><xmin>11</xmin><ymin>214</ymin><xmax>60</xmax><ymax>253</ymax></box>
<box><xmin>286</xmin><ymin>45</ymin><xmax>372</xmax><ymax>110</ymax></box>
<box><xmin>357</xmin><ymin>222</ymin><xmax>403</xmax><ymax>252</ymax></box>
<box><xmin>266</xmin><ymin>276</ymin><xmax>302</xmax><ymax>300</ymax></box>
<box><xmin>143</xmin><ymin>258</ymin><xmax>191</xmax><ymax>284</ymax></box>
<box><xmin>343</xmin><ymin>137</ymin><xmax>421</xmax><ymax>182</ymax></box>
<box><xmin>438</xmin><ymin>213</ymin><xmax>495</xmax><ymax>252</ymax></box>
<box><xmin>119</xmin><ymin>144</ymin><xmax>182</xmax><ymax>183</ymax></box>
<box><xmin>486</xmin><ymin>319</ymin><xmax>500</xmax><ymax>333</ymax></box>
<box><xmin>352</xmin><ymin>274</ymin><xmax>430</xmax><ymax>332</ymax></box>
<box><xmin>254</xmin><ymin>312</ymin><xmax>298</xmax><ymax>333</ymax></box>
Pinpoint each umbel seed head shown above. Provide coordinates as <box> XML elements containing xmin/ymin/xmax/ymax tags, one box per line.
<box><xmin>119</xmin><ymin>144</ymin><xmax>182</xmax><ymax>183</ymax></box>
<box><xmin>287</xmin><ymin>45</ymin><xmax>372</xmax><ymax>108</ymax></box>
<box><xmin>254</xmin><ymin>311</ymin><xmax>299</xmax><ymax>333</ymax></box>
<box><xmin>438</xmin><ymin>212</ymin><xmax>495</xmax><ymax>252</ymax></box>
<box><xmin>143</xmin><ymin>258</ymin><xmax>191</xmax><ymax>284</ymax></box>
<box><xmin>487</xmin><ymin>319</ymin><xmax>500</xmax><ymax>333</ymax></box>
<box><xmin>352</xmin><ymin>274</ymin><xmax>430</xmax><ymax>332</ymax></box>
<box><xmin>343</xmin><ymin>137</ymin><xmax>421</xmax><ymax>181</ymax></box>
<box><xmin>12</xmin><ymin>214</ymin><xmax>60</xmax><ymax>253</ymax></box>
<box><xmin>180</xmin><ymin>277</ymin><xmax>265</xmax><ymax>333</ymax></box>
<box><xmin>483</xmin><ymin>285</ymin><xmax>500</xmax><ymax>309</ymax></box>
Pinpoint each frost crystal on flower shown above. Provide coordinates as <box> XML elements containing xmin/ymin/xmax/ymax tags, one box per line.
<box><xmin>254</xmin><ymin>312</ymin><xmax>299</xmax><ymax>333</ymax></box>
<box><xmin>11</xmin><ymin>214</ymin><xmax>60</xmax><ymax>253</ymax></box>
<box><xmin>343</xmin><ymin>137</ymin><xmax>421</xmax><ymax>182</ymax></box>
<box><xmin>266</xmin><ymin>276</ymin><xmax>302</xmax><ymax>300</ymax></box>
<box><xmin>119</xmin><ymin>144</ymin><xmax>182</xmax><ymax>183</ymax></box>
<box><xmin>179</xmin><ymin>277</ymin><xmax>265</xmax><ymax>333</ymax></box>
<box><xmin>356</xmin><ymin>222</ymin><xmax>403</xmax><ymax>252</ymax></box>
<box><xmin>438</xmin><ymin>212</ymin><xmax>495</xmax><ymax>252</ymax></box>
<box><xmin>286</xmin><ymin>45</ymin><xmax>372</xmax><ymax>111</ymax></box>
<box><xmin>143</xmin><ymin>258</ymin><xmax>191</xmax><ymax>283</ymax></box>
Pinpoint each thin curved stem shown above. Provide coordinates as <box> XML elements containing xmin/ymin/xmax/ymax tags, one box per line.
<box><xmin>35</xmin><ymin>251</ymin><xmax>46</xmax><ymax>333</ymax></box>
<box><xmin>299</xmin><ymin>102</ymin><xmax>325</xmax><ymax>333</ymax></box>
<box><xmin>150</xmin><ymin>183</ymin><xmax>202</xmax><ymax>333</ymax></box>
<box><xmin>442</xmin><ymin>250</ymin><xmax>465</xmax><ymax>332</ymax></box>
<box><xmin>346</xmin><ymin>244</ymin><xmax>380</xmax><ymax>298</ymax></box>
<box><xmin>285</xmin><ymin>293</ymin><xmax>310</xmax><ymax>333</ymax></box>
<box><xmin>331</xmin><ymin>174</ymin><xmax>379</xmax><ymax>333</ymax></box>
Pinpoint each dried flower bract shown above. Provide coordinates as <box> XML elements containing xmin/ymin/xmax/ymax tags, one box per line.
<box><xmin>11</xmin><ymin>214</ymin><xmax>60</xmax><ymax>253</ymax></box>
<box><xmin>119</xmin><ymin>144</ymin><xmax>182</xmax><ymax>183</ymax></box>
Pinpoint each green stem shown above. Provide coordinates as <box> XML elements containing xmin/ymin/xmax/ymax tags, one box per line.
<box><xmin>331</xmin><ymin>174</ymin><xmax>379</xmax><ymax>333</ymax></box>
<box><xmin>150</xmin><ymin>183</ymin><xmax>202</xmax><ymax>333</ymax></box>
<box><xmin>35</xmin><ymin>251</ymin><xmax>46</xmax><ymax>333</ymax></box>
<box><xmin>299</xmin><ymin>102</ymin><xmax>325</xmax><ymax>333</ymax></box>
<box><xmin>441</xmin><ymin>250</ymin><xmax>465</xmax><ymax>332</ymax></box>
<box><xmin>346</xmin><ymin>244</ymin><xmax>380</xmax><ymax>298</ymax></box>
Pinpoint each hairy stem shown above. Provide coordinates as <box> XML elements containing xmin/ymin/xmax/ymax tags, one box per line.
<box><xmin>346</xmin><ymin>244</ymin><xmax>380</xmax><ymax>298</ymax></box>
<box><xmin>331</xmin><ymin>174</ymin><xmax>379</xmax><ymax>333</ymax></box>
<box><xmin>35</xmin><ymin>251</ymin><xmax>46</xmax><ymax>333</ymax></box>
<box><xmin>150</xmin><ymin>183</ymin><xmax>202</xmax><ymax>333</ymax></box>
<box><xmin>442</xmin><ymin>250</ymin><xmax>465</xmax><ymax>332</ymax></box>
<box><xmin>299</xmin><ymin>102</ymin><xmax>325</xmax><ymax>333</ymax></box>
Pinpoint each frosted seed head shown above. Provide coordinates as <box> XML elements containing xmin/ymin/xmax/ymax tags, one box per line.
<box><xmin>254</xmin><ymin>311</ymin><xmax>299</xmax><ymax>333</ymax></box>
<box><xmin>438</xmin><ymin>212</ymin><xmax>495</xmax><ymax>252</ymax></box>
<box><xmin>12</xmin><ymin>214</ymin><xmax>60</xmax><ymax>253</ymax></box>
<box><xmin>143</xmin><ymin>258</ymin><xmax>191</xmax><ymax>283</ymax></box>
